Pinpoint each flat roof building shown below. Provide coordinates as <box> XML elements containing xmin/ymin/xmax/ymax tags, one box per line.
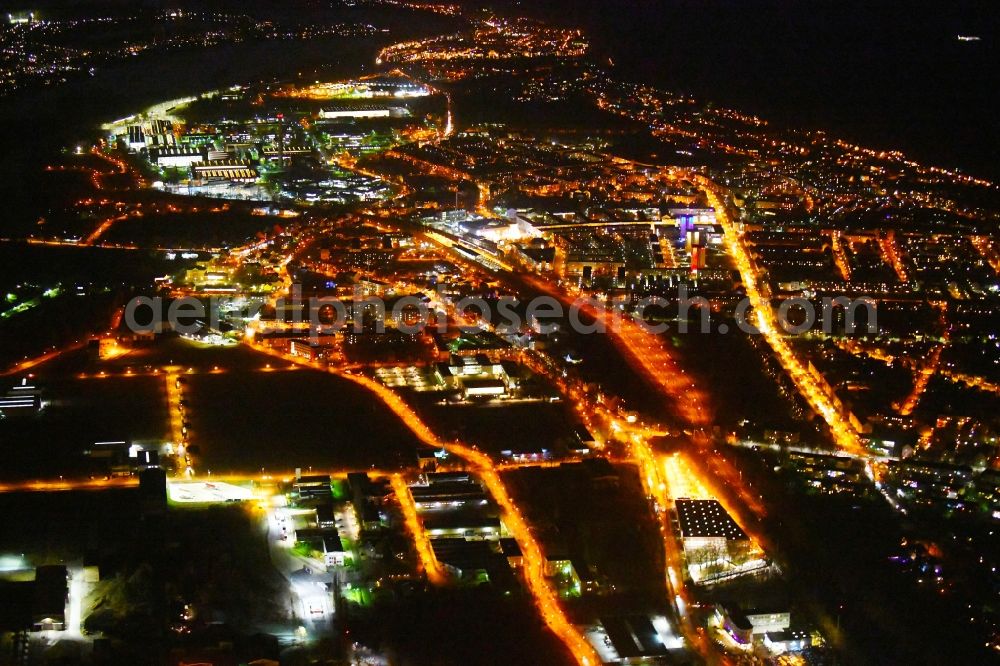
<box><xmin>717</xmin><ymin>605</ymin><xmax>791</xmax><ymax>645</ymax></box>
<box><xmin>410</xmin><ymin>480</ymin><xmax>488</xmax><ymax>507</ymax></box>
<box><xmin>151</xmin><ymin>146</ymin><xmax>204</xmax><ymax>168</ymax></box>
<box><xmin>600</xmin><ymin>615</ymin><xmax>672</xmax><ymax>663</ymax></box>
<box><xmin>675</xmin><ymin>499</ymin><xmax>747</xmax><ymax>541</ymax></box>
<box><xmin>319</xmin><ymin>105</ymin><xmax>392</xmax><ymax>120</ymax></box>
<box><xmin>430</xmin><ymin>538</ymin><xmax>495</xmax><ymax>579</ymax></box>
<box><xmin>294</xmin><ymin>475</ymin><xmax>332</xmax><ymax>502</ymax></box>
<box><xmin>422</xmin><ymin>510</ymin><xmax>502</xmax><ymax>539</ymax></box>
<box><xmin>295</xmin><ymin>528</ymin><xmax>347</xmax><ymax>566</ymax></box>
<box><xmin>462</xmin><ymin>378</ymin><xmax>507</xmax><ymax>398</ymax></box>
<box><xmin>191</xmin><ymin>159</ymin><xmax>259</xmax><ymax>183</ymax></box>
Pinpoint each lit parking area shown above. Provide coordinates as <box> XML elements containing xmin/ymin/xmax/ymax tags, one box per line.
<box><xmin>167</xmin><ymin>481</ymin><xmax>255</xmax><ymax>504</ymax></box>
<box><xmin>374</xmin><ymin>365</ymin><xmax>437</xmax><ymax>391</ymax></box>
<box><xmin>584</xmin><ymin>624</ymin><xmax>620</xmax><ymax>664</ymax></box>
<box><xmin>266</xmin><ymin>505</ymin><xmax>337</xmax><ymax>637</ymax></box>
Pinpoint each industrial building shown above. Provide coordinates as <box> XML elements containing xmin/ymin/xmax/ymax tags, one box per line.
<box><xmin>410</xmin><ymin>474</ymin><xmax>503</xmax><ymax>540</ymax></box>
<box><xmin>151</xmin><ymin>146</ymin><xmax>205</xmax><ymax>168</ymax></box>
<box><xmin>433</xmin><ymin>354</ymin><xmax>516</xmax><ymax>399</ymax></box>
<box><xmin>191</xmin><ymin>159</ymin><xmax>259</xmax><ymax>183</ymax></box>
<box><xmin>347</xmin><ymin>472</ymin><xmax>390</xmax><ymax>531</ymax></box>
<box><xmin>675</xmin><ymin>498</ymin><xmax>748</xmax><ymax>551</ymax></box>
<box><xmin>261</xmin><ymin>144</ymin><xmax>313</xmax><ymax>160</ymax></box>
<box><xmin>716</xmin><ymin>605</ymin><xmax>791</xmax><ymax>646</ymax></box>
<box><xmin>0</xmin><ymin>378</ymin><xmax>42</xmax><ymax>413</ymax></box>
<box><xmin>293</xmin><ymin>474</ymin><xmax>332</xmax><ymax>502</ymax></box>
<box><xmin>595</xmin><ymin>615</ymin><xmax>678</xmax><ymax>664</ymax></box>
<box><xmin>409</xmin><ymin>472</ymin><xmax>489</xmax><ymax>509</ymax></box>
<box><xmin>319</xmin><ymin>104</ymin><xmax>395</xmax><ymax>120</ymax></box>
<box><xmin>295</xmin><ymin>527</ymin><xmax>348</xmax><ymax>567</ymax></box>
<box><xmin>674</xmin><ymin>498</ymin><xmax>767</xmax><ymax>584</ymax></box>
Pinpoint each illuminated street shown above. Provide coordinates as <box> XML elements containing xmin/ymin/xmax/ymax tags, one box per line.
<box><xmin>699</xmin><ymin>178</ymin><xmax>866</xmax><ymax>457</ymax></box>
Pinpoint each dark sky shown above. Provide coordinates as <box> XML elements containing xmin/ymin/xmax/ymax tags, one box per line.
<box><xmin>510</xmin><ymin>0</ymin><xmax>1000</xmax><ymax>179</ymax></box>
<box><xmin>8</xmin><ymin>0</ymin><xmax>999</xmax><ymax>177</ymax></box>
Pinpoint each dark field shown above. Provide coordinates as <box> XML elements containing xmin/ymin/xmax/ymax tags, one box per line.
<box><xmin>5</xmin><ymin>338</ymin><xmax>426</xmax><ymax>479</ymax></box>
<box><xmin>670</xmin><ymin>328</ymin><xmax>803</xmax><ymax>431</ymax></box>
<box><xmin>347</xmin><ymin>585</ymin><xmax>576</xmax><ymax>666</ymax></box>
<box><xmin>98</xmin><ymin>209</ymin><xmax>280</xmax><ymax>249</ymax></box>
<box><xmin>186</xmin><ymin>368</ymin><xmax>424</xmax><ymax>475</ymax></box>
<box><xmin>0</xmin><ymin>375</ymin><xmax>166</xmax><ymax>481</ymax></box>
<box><xmin>116</xmin><ymin>338</ymin><xmax>426</xmax><ymax>474</ymax></box>
<box><xmin>411</xmin><ymin>395</ymin><xmax>582</xmax><ymax>460</ymax></box>
<box><xmin>502</xmin><ymin>462</ymin><xmax>668</xmax><ymax>615</ymax></box>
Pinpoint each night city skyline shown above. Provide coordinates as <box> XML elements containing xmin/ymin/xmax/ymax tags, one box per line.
<box><xmin>0</xmin><ymin>2</ymin><xmax>997</xmax><ymax>665</ymax></box>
